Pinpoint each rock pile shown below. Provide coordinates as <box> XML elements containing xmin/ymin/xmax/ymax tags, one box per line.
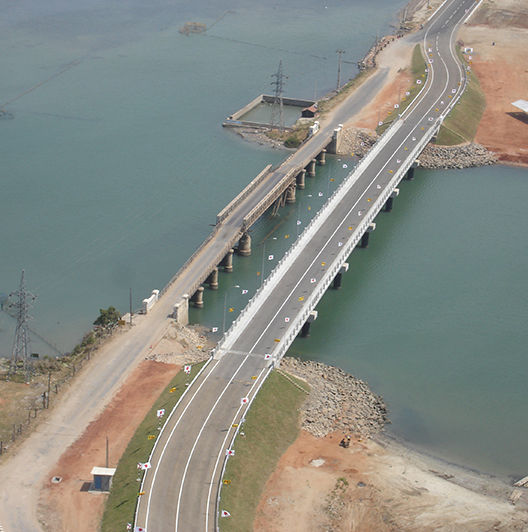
<box><xmin>144</xmin><ymin>323</ymin><xmax>212</xmax><ymax>365</ymax></box>
<box><xmin>339</xmin><ymin>126</ymin><xmax>498</xmax><ymax>169</ymax></box>
<box><xmin>280</xmin><ymin>357</ymin><xmax>389</xmax><ymax>438</ymax></box>
<box><xmin>339</xmin><ymin>127</ymin><xmax>378</xmax><ymax>158</ymax></box>
<box><xmin>416</xmin><ymin>143</ymin><xmax>498</xmax><ymax>169</ymax></box>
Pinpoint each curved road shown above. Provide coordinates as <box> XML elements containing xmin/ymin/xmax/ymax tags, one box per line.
<box><xmin>136</xmin><ymin>0</ymin><xmax>481</xmax><ymax>530</ymax></box>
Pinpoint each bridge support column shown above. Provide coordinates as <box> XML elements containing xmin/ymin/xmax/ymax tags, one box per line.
<box><xmin>221</xmin><ymin>249</ymin><xmax>234</xmax><ymax>272</ymax></box>
<box><xmin>296</xmin><ymin>169</ymin><xmax>306</xmax><ymax>190</ymax></box>
<box><xmin>286</xmin><ymin>184</ymin><xmax>296</xmax><ymax>204</ymax></box>
<box><xmin>333</xmin><ymin>263</ymin><xmax>349</xmax><ymax>289</ymax></box>
<box><xmin>361</xmin><ymin>223</ymin><xmax>376</xmax><ymax>248</ymax></box>
<box><xmin>206</xmin><ymin>267</ymin><xmax>219</xmax><ymax>290</ymax></box>
<box><xmin>317</xmin><ymin>149</ymin><xmax>326</xmax><ymax>165</ymax></box>
<box><xmin>191</xmin><ymin>286</ymin><xmax>204</xmax><ymax>308</ymax></box>
<box><xmin>307</xmin><ymin>159</ymin><xmax>317</xmax><ymax>178</ymax></box>
<box><xmin>237</xmin><ymin>232</ymin><xmax>251</xmax><ymax>256</ymax></box>
<box><xmin>301</xmin><ymin>310</ymin><xmax>318</xmax><ymax>338</ymax></box>
<box><xmin>406</xmin><ymin>160</ymin><xmax>420</xmax><ymax>180</ymax></box>
<box><xmin>173</xmin><ymin>295</ymin><xmax>189</xmax><ymax>326</ymax></box>
<box><xmin>385</xmin><ymin>188</ymin><xmax>399</xmax><ymax>212</ymax></box>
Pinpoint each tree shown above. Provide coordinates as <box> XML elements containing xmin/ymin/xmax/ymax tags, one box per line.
<box><xmin>93</xmin><ymin>306</ymin><xmax>121</xmax><ymax>327</ymax></box>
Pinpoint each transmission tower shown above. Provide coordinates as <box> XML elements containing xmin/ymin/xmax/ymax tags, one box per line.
<box><xmin>270</xmin><ymin>60</ymin><xmax>287</xmax><ymax>134</ymax></box>
<box><xmin>8</xmin><ymin>270</ymin><xmax>36</xmax><ymax>382</ymax></box>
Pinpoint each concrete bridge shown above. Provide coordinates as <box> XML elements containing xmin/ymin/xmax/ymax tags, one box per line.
<box><xmin>135</xmin><ymin>0</ymin><xmax>479</xmax><ymax>529</ymax></box>
<box><xmin>156</xmin><ymin>111</ymin><xmax>343</xmax><ymax>324</ymax></box>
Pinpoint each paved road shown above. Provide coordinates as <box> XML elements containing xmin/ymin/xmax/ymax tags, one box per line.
<box><xmin>136</xmin><ymin>0</ymin><xmax>480</xmax><ymax>530</ymax></box>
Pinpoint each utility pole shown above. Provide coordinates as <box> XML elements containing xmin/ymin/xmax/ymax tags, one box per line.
<box><xmin>270</xmin><ymin>60</ymin><xmax>287</xmax><ymax>134</ymax></box>
<box><xmin>129</xmin><ymin>287</ymin><xmax>133</xmax><ymax>326</ymax></box>
<box><xmin>336</xmin><ymin>49</ymin><xmax>346</xmax><ymax>92</ymax></box>
<box><xmin>8</xmin><ymin>271</ymin><xmax>36</xmax><ymax>383</ymax></box>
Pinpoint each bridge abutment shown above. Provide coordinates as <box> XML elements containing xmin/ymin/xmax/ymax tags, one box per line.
<box><xmin>173</xmin><ymin>295</ymin><xmax>189</xmax><ymax>326</ymax></box>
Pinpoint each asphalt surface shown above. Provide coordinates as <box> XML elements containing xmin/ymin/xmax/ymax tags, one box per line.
<box><xmin>136</xmin><ymin>0</ymin><xmax>481</xmax><ymax>530</ymax></box>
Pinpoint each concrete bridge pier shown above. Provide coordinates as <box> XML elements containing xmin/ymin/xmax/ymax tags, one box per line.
<box><xmin>237</xmin><ymin>232</ymin><xmax>252</xmax><ymax>256</ymax></box>
<box><xmin>206</xmin><ymin>267</ymin><xmax>219</xmax><ymax>290</ymax></box>
<box><xmin>385</xmin><ymin>188</ymin><xmax>400</xmax><ymax>212</ymax></box>
<box><xmin>317</xmin><ymin>149</ymin><xmax>326</xmax><ymax>166</ymax></box>
<box><xmin>307</xmin><ymin>159</ymin><xmax>317</xmax><ymax>178</ymax></box>
<box><xmin>361</xmin><ymin>223</ymin><xmax>376</xmax><ymax>248</ymax></box>
<box><xmin>333</xmin><ymin>263</ymin><xmax>349</xmax><ymax>289</ymax></box>
<box><xmin>191</xmin><ymin>286</ymin><xmax>204</xmax><ymax>308</ymax></box>
<box><xmin>286</xmin><ymin>184</ymin><xmax>296</xmax><ymax>204</ymax></box>
<box><xmin>406</xmin><ymin>160</ymin><xmax>420</xmax><ymax>180</ymax></box>
<box><xmin>301</xmin><ymin>310</ymin><xmax>318</xmax><ymax>338</ymax></box>
<box><xmin>221</xmin><ymin>249</ymin><xmax>235</xmax><ymax>272</ymax></box>
<box><xmin>296</xmin><ymin>169</ymin><xmax>306</xmax><ymax>190</ymax></box>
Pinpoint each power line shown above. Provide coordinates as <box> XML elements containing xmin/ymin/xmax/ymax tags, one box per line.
<box><xmin>336</xmin><ymin>49</ymin><xmax>346</xmax><ymax>92</ymax></box>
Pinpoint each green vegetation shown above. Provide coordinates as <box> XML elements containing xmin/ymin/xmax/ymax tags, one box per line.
<box><xmin>94</xmin><ymin>306</ymin><xmax>122</xmax><ymax>327</ymax></box>
<box><xmin>378</xmin><ymin>44</ymin><xmax>427</xmax><ymax>135</ymax></box>
<box><xmin>100</xmin><ymin>362</ymin><xmax>205</xmax><ymax>532</ymax></box>
<box><xmin>218</xmin><ymin>370</ymin><xmax>309</xmax><ymax>532</ymax></box>
<box><xmin>435</xmin><ymin>48</ymin><xmax>486</xmax><ymax>145</ymax></box>
<box><xmin>284</xmin><ymin>135</ymin><xmax>302</xmax><ymax>149</ymax></box>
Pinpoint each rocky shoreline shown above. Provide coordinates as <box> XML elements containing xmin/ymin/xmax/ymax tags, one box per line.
<box><xmin>339</xmin><ymin>126</ymin><xmax>498</xmax><ymax>169</ymax></box>
<box><xmin>279</xmin><ymin>357</ymin><xmax>389</xmax><ymax>438</ymax></box>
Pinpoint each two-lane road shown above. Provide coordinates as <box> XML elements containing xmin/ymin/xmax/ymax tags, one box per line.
<box><xmin>136</xmin><ymin>1</ymin><xmax>480</xmax><ymax>530</ymax></box>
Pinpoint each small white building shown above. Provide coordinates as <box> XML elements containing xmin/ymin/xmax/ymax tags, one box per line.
<box><xmin>90</xmin><ymin>466</ymin><xmax>116</xmax><ymax>492</ymax></box>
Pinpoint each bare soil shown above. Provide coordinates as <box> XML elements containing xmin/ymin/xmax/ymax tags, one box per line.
<box><xmin>458</xmin><ymin>0</ymin><xmax>528</xmax><ymax>164</ymax></box>
<box><xmin>37</xmin><ymin>360</ymin><xmax>180</xmax><ymax>532</ymax></box>
<box><xmin>254</xmin><ymin>432</ymin><xmax>528</xmax><ymax>532</ymax></box>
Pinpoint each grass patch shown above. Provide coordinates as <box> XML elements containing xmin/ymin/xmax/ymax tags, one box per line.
<box><xmin>218</xmin><ymin>370</ymin><xmax>309</xmax><ymax>532</ymax></box>
<box><xmin>435</xmin><ymin>48</ymin><xmax>486</xmax><ymax>145</ymax></box>
<box><xmin>100</xmin><ymin>362</ymin><xmax>206</xmax><ymax>532</ymax></box>
<box><xmin>378</xmin><ymin>44</ymin><xmax>427</xmax><ymax>135</ymax></box>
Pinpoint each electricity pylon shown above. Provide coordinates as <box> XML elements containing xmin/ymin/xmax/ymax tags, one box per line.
<box><xmin>270</xmin><ymin>60</ymin><xmax>287</xmax><ymax>134</ymax></box>
<box><xmin>8</xmin><ymin>270</ymin><xmax>36</xmax><ymax>382</ymax></box>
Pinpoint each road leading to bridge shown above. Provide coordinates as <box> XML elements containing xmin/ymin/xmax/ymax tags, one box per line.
<box><xmin>136</xmin><ymin>1</ymin><xmax>480</xmax><ymax>530</ymax></box>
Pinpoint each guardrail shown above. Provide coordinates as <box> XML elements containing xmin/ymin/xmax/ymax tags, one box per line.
<box><xmin>216</xmin><ymin>165</ymin><xmax>272</xmax><ymax>225</ymax></box>
<box><xmin>214</xmin><ymin>115</ymin><xmax>405</xmax><ymax>355</ymax></box>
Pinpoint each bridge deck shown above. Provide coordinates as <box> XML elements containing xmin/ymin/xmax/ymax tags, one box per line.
<box><xmin>136</xmin><ymin>0</ymin><xmax>476</xmax><ymax>529</ymax></box>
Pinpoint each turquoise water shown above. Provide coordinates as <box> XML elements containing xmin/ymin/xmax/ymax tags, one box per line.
<box><xmin>2</xmin><ymin>0</ymin><xmax>528</xmax><ymax>480</ymax></box>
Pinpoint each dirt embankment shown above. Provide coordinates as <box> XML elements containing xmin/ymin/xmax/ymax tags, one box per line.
<box><xmin>255</xmin><ymin>358</ymin><xmax>528</xmax><ymax>532</ymax></box>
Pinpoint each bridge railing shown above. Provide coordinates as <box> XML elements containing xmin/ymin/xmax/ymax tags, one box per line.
<box><xmin>214</xmin><ymin>115</ymin><xmax>406</xmax><ymax>354</ymax></box>
<box><xmin>216</xmin><ymin>164</ymin><xmax>272</xmax><ymax>225</ymax></box>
